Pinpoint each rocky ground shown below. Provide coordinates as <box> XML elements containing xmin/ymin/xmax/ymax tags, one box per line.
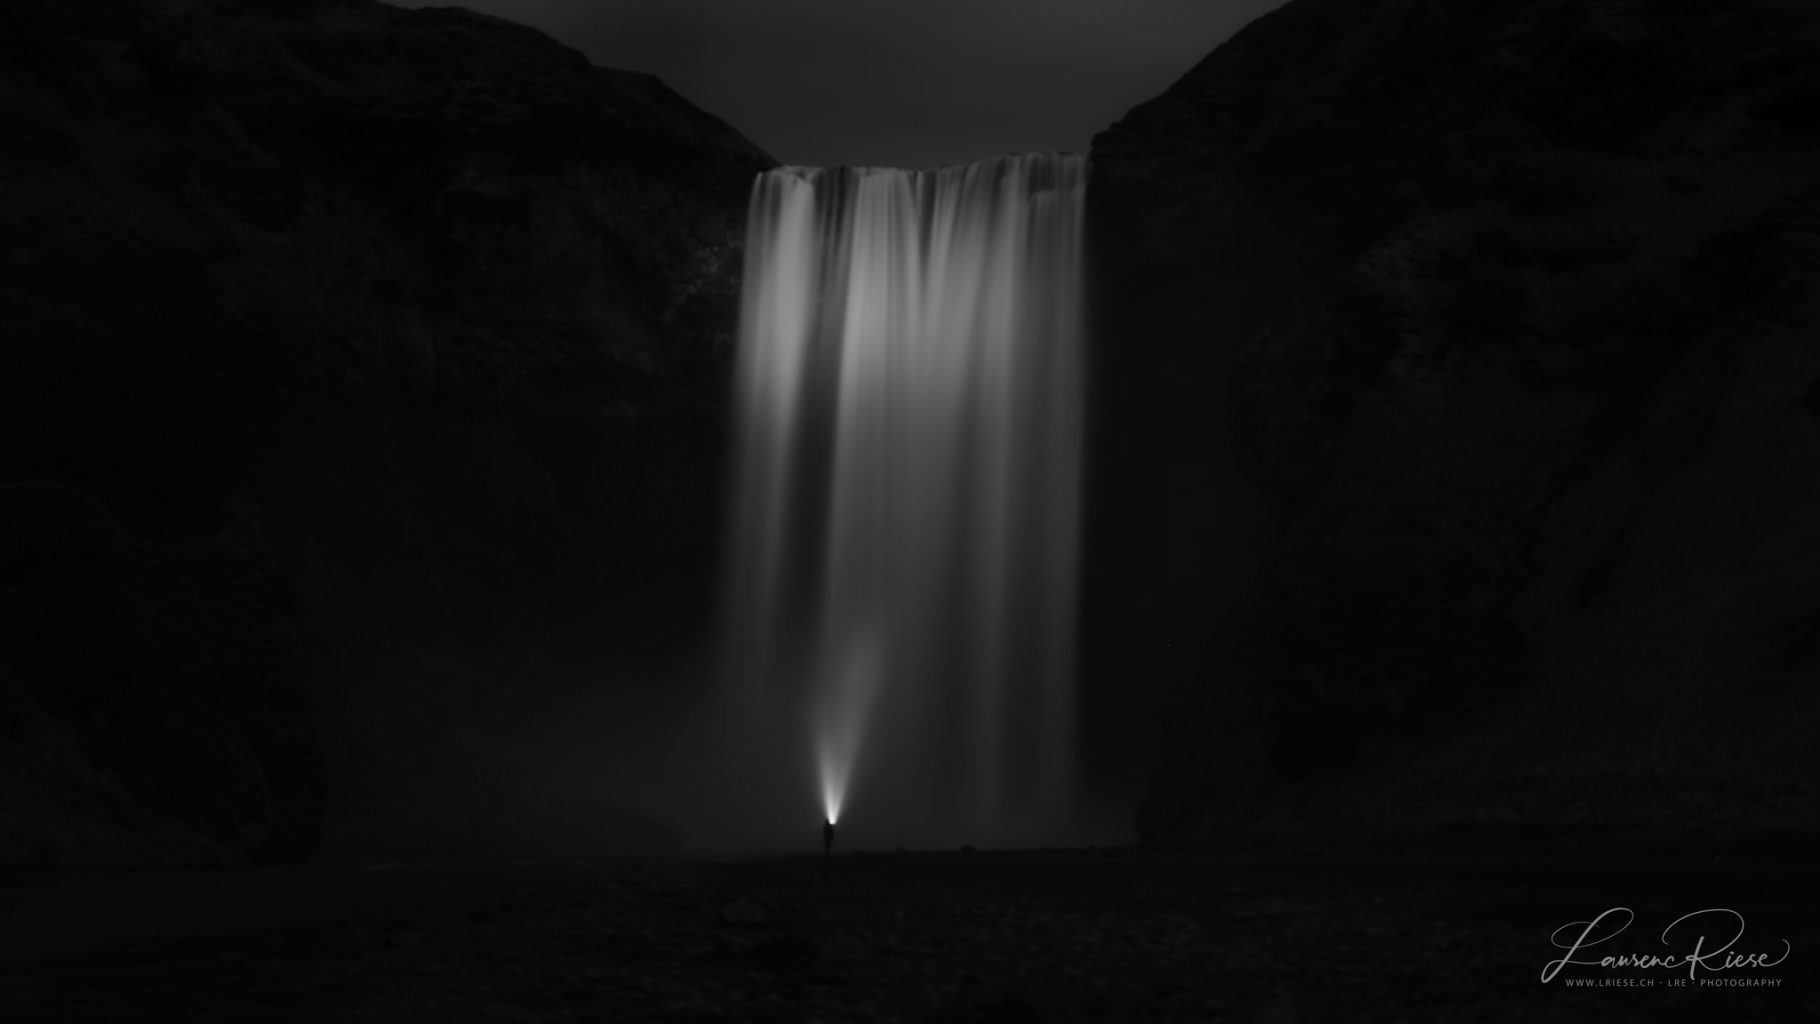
<box><xmin>5</xmin><ymin>845</ymin><xmax>1815</xmax><ymax>1022</ymax></box>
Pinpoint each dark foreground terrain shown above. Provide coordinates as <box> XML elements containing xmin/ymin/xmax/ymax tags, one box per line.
<box><xmin>4</xmin><ymin>844</ymin><xmax>1814</xmax><ymax>1022</ymax></box>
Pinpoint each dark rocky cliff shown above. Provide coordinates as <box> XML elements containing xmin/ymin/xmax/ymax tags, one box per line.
<box><xmin>0</xmin><ymin>0</ymin><xmax>770</xmax><ymax>865</ymax></box>
<box><xmin>1093</xmin><ymin>0</ymin><xmax>1820</xmax><ymax>844</ymax></box>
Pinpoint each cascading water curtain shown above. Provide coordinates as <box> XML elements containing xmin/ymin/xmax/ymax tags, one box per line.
<box><xmin>723</xmin><ymin>153</ymin><xmax>1087</xmax><ymax>841</ymax></box>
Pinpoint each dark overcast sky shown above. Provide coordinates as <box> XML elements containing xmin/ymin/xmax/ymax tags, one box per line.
<box><xmin>396</xmin><ymin>0</ymin><xmax>1287</xmax><ymax>168</ymax></box>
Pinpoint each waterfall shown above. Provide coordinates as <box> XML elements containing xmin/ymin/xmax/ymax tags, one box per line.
<box><xmin>723</xmin><ymin>153</ymin><xmax>1087</xmax><ymax>844</ymax></box>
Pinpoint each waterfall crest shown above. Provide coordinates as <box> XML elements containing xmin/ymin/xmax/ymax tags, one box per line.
<box><xmin>723</xmin><ymin>153</ymin><xmax>1087</xmax><ymax>844</ymax></box>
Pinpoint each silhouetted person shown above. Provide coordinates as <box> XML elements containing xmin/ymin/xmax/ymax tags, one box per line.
<box><xmin>823</xmin><ymin>819</ymin><xmax>834</xmax><ymax>857</ymax></box>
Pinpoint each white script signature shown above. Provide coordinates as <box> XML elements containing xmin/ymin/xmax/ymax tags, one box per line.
<box><xmin>1541</xmin><ymin>907</ymin><xmax>1790</xmax><ymax>983</ymax></box>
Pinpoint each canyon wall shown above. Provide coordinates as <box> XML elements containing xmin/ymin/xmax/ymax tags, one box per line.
<box><xmin>0</xmin><ymin>0</ymin><xmax>769</xmax><ymax>864</ymax></box>
<box><xmin>1093</xmin><ymin>0</ymin><xmax>1820</xmax><ymax>844</ymax></box>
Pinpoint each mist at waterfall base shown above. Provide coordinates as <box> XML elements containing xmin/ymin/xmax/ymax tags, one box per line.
<box><xmin>683</xmin><ymin>153</ymin><xmax>1098</xmax><ymax>852</ymax></box>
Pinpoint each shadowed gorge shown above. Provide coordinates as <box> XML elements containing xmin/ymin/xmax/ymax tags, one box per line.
<box><xmin>5</xmin><ymin>0</ymin><xmax>1816</xmax><ymax>864</ymax></box>
<box><xmin>4</xmin><ymin>0</ymin><xmax>1819</xmax><ymax>1018</ymax></box>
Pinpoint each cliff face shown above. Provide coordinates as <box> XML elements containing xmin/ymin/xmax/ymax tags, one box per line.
<box><xmin>1093</xmin><ymin>0</ymin><xmax>1820</xmax><ymax>843</ymax></box>
<box><xmin>0</xmin><ymin>0</ymin><xmax>770</xmax><ymax>865</ymax></box>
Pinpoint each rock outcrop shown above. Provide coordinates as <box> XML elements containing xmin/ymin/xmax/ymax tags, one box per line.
<box><xmin>1</xmin><ymin>0</ymin><xmax>770</xmax><ymax>864</ymax></box>
<box><xmin>1093</xmin><ymin>0</ymin><xmax>1820</xmax><ymax>843</ymax></box>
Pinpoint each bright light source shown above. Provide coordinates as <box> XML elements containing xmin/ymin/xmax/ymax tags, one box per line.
<box><xmin>813</xmin><ymin>630</ymin><xmax>884</xmax><ymax>831</ymax></box>
<box><xmin>819</xmin><ymin>736</ymin><xmax>843</xmax><ymax>824</ymax></box>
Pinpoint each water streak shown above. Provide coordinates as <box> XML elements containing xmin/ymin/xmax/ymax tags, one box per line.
<box><xmin>724</xmin><ymin>153</ymin><xmax>1087</xmax><ymax>843</ymax></box>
